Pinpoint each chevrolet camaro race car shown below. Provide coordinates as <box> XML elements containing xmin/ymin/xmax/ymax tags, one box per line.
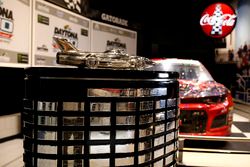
<box><xmin>53</xmin><ymin>37</ymin><xmax>155</xmax><ymax>70</ymax></box>
<box><xmin>151</xmin><ymin>58</ymin><xmax>234</xmax><ymax>136</ymax></box>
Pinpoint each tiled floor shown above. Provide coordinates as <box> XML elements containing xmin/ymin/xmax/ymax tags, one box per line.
<box><xmin>0</xmin><ymin>113</ymin><xmax>250</xmax><ymax>167</ymax></box>
<box><xmin>231</xmin><ymin>112</ymin><xmax>250</xmax><ymax>138</ymax></box>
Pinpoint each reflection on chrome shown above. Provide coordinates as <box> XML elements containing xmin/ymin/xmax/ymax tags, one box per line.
<box><xmin>175</xmin><ymin>141</ymin><xmax>179</xmax><ymax>150</ymax></box>
<box><xmin>90</xmin><ymin>117</ymin><xmax>110</xmax><ymax>126</ymax></box>
<box><xmin>63</xmin><ymin>116</ymin><xmax>84</xmax><ymax>126</ymax></box>
<box><xmin>38</xmin><ymin>116</ymin><xmax>57</xmax><ymax>126</ymax></box>
<box><xmin>116</xmin><ymin>116</ymin><xmax>135</xmax><ymax>125</ymax></box>
<box><xmin>37</xmin><ymin>145</ymin><xmax>57</xmax><ymax>154</ymax></box>
<box><xmin>139</xmin><ymin>154</ymin><xmax>152</xmax><ymax>164</ymax></box>
<box><xmin>156</xmin><ymin>112</ymin><xmax>165</xmax><ymax>122</ymax></box>
<box><xmin>37</xmin><ymin>159</ymin><xmax>57</xmax><ymax>166</ymax></box>
<box><xmin>154</xmin><ymin>159</ymin><xmax>164</xmax><ymax>167</ymax></box>
<box><xmin>156</xmin><ymin>100</ymin><xmax>166</xmax><ymax>109</ymax></box>
<box><xmin>166</xmin><ymin>143</ymin><xmax>175</xmax><ymax>153</ymax></box>
<box><xmin>175</xmin><ymin>131</ymin><xmax>178</xmax><ymax>140</ymax></box>
<box><xmin>139</xmin><ymin>139</ymin><xmax>153</xmax><ymax>164</ymax></box>
<box><xmin>154</xmin><ymin>136</ymin><xmax>164</xmax><ymax>146</ymax></box>
<box><xmin>23</xmin><ymin>123</ymin><xmax>34</xmax><ymax>138</ymax></box>
<box><xmin>63</xmin><ymin>117</ymin><xmax>84</xmax><ymax>126</ymax></box>
<box><xmin>63</xmin><ymin>159</ymin><xmax>83</xmax><ymax>167</ymax></box>
<box><xmin>115</xmin><ymin>157</ymin><xmax>134</xmax><ymax>166</ymax></box>
<box><xmin>137</xmin><ymin>88</ymin><xmax>151</xmax><ymax>97</ymax></box>
<box><xmin>87</xmin><ymin>88</ymin><xmax>168</xmax><ymax>97</ymax></box>
<box><xmin>140</xmin><ymin>101</ymin><xmax>153</xmax><ymax>111</ymax></box>
<box><xmin>120</xmin><ymin>88</ymin><xmax>137</xmax><ymax>97</ymax></box>
<box><xmin>116</xmin><ymin>102</ymin><xmax>136</xmax><ymax>111</ymax></box>
<box><xmin>176</xmin><ymin>121</ymin><xmax>179</xmax><ymax>129</ymax></box>
<box><xmin>90</xmin><ymin>131</ymin><xmax>110</xmax><ymax>140</ymax></box>
<box><xmin>139</xmin><ymin>114</ymin><xmax>153</xmax><ymax>124</ymax></box>
<box><xmin>23</xmin><ymin>100</ymin><xmax>34</xmax><ymax>110</ymax></box>
<box><xmin>23</xmin><ymin>63</ymin><xmax>178</xmax><ymax>167</ymax></box>
<box><xmin>90</xmin><ymin>145</ymin><xmax>110</xmax><ymax>154</ymax></box>
<box><xmin>139</xmin><ymin>128</ymin><xmax>153</xmax><ymax>138</ymax></box>
<box><xmin>90</xmin><ymin>102</ymin><xmax>111</xmax><ymax>112</ymax></box>
<box><xmin>37</xmin><ymin>101</ymin><xmax>57</xmax><ymax>111</ymax></box>
<box><xmin>151</xmin><ymin>88</ymin><xmax>167</xmax><ymax>96</ymax></box>
<box><xmin>139</xmin><ymin>141</ymin><xmax>152</xmax><ymax>162</ymax></box>
<box><xmin>167</xmin><ymin>98</ymin><xmax>177</xmax><ymax>107</ymax></box>
<box><xmin>88</xmin><ymin>88</ymin><xmax>117</xmax><ymax>97</ymax></box>
<box><xmin>63</xmin><ymin>145</ymin><xmax>84</xmax><ymax>155</ymax></box>
<box><xmin>167</xmin><ymin>121</ymin><xmax>175</xmax><ymax>131</ymax></box>
<box><xmin>177</xmin><ymin>108</ymin><xmax>180</xmax><ymax>117</ymax></box>
<box><xmin>155</xmin><ymin>124</ymin><xmax>165</xmax><ymax>134</ymax></box>
<box><xmin>166</xmin><ymin>132</ymin><xmax>175</xmax><ymax>142</ymax></box>
<box><xmin>63</xmin><ymin>102</ymin><xmax>84</xmax><ymax>111</ymax></box>
<box><xmin>154</xmin><ymin>148</ymin><xmax>164</xmax><ymax>158</ymax></box>
<box><xmin>63</xmin><ymin>131</ymin><xmax>84</xmax><ymax>140</ymax></box>
<box><xmin>90</xmin><ymin>159</ymin><xmax>109</xmax><ymax>167</ymax></box>
<box><xmin>116</xmin><ymin>130</ymin><xmax>134</xmax><ymax>139</ymax></box>
<box><xmin>37</xmin><ymin>131</ymin><xmax>57</xmax><ymax>140</ymax></box>
<box><xmin>115</xmin><ymin>144</ymin><xmax>134</xmax><ymax>153</ymax></box>
<box><xmin>165</xmin><ymin>154</ymin><xmax>174</xmax><ymax>166</ymax></box>
<box><xmin>167</xmin><ymin>109</ymin><xmax>176</xmax><ymax>119</ymax></box>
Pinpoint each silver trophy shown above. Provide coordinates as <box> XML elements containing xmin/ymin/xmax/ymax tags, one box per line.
<box><xmin>53</xmin><ymin>37</ymin><xmax>155</xmax><ymax>70</ymax></box>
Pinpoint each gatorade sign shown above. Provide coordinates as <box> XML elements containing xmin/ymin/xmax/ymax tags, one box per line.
<box><xmin>200</xmin><ymin>2</ymin><xmax>237</xmax><ymax>38</ymax></box>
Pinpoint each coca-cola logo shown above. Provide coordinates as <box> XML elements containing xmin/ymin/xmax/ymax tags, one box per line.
<box><xmin>200</xmin><ymin>2</ymin><xmax>237</xmax><ymax>38</ymax></box>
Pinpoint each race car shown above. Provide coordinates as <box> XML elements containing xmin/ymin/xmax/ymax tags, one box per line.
<box><xmin>151</xmin><ymin>58</ymin><xmax>234</xmax><ymax>136</ymax></box>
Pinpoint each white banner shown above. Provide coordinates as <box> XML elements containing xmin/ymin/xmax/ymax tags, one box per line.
<box><xmin>0</xmin><ymin>0</ymin><xmax>31</xmax><ymax>67</ymax></box>
<box><xmin>91</xmin><ymin>21</ymin><xmax>137</xmax><ymax>55</ymax></box>
<box><xmin>33</xmin><ymin>0</ymin><xmax>90</xmax><ymax>67</ymax></box>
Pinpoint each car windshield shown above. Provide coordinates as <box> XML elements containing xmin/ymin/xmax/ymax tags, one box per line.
<box><xmin>173</xmin><ymin>64</ymin><xmax>200</xmax><ymax>80</ymax></box>
<box><xmin>155</xmin><ymin>60</ymin><xmax>214</xmax><ymax>82</ymax></box>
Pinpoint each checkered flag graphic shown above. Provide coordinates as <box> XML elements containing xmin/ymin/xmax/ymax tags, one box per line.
<box><xmin>64</xmin><ymin>0</ymin><xmax>81</xmax><ymax>13</ymax></box>
<box><xmin>211</xmin><ymin>4</ymin><xmax>223</xmax><ymax>35</ymax></box>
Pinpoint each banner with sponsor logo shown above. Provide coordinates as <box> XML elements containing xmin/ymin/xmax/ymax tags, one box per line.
<box><xmin>91</xmin><ymin>21</ymin><xmax>137</xmax><ymax>55</ymax></box>
<box><xmin>44</xmin><ymin>0</ymin><xmax>140</xmax><ymax>29</ymax></box>
<box><xmin>33</xmin><ymin>0</ymin><xmax>90</xmax><ymax>66</ymax></box>
<box><xmin>0</xmin><ymin>0</ymin><xmax>31</xmax><ymax>67</ymax></box>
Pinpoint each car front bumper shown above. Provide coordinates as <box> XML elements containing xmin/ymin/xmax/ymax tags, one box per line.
<box><xmin>179</xmin><ymin>100</ymin><xmax>234</xmax><ymax>136</ymax></box>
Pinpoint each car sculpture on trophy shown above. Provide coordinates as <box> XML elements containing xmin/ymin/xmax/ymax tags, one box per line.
<box><xmin>53</xmin><ymin>37</ymin><xmax>155</xmax><ymax>70</ymax></box>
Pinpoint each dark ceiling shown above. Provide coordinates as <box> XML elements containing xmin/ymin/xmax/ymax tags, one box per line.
<box><xmin>88</xmin><ymin>0</ymin><xmax>236</xmax><ymax>59</ymax></box>
<box><xmin>87</xmin><ymin>0</ymin><xmax>238</xmax><ymax>87</ymax></box>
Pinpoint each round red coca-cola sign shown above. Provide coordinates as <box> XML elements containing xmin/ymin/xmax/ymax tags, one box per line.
<box><xmin>200</xmin><ymin>2</ymin><xmax>237</xmax><ymax>38</ymax></box>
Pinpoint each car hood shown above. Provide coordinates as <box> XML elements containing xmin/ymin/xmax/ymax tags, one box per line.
<box><xmin>179</xmin><ymin>79</ymin><xmax>228</xmax><ymax>99</ymax></box>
